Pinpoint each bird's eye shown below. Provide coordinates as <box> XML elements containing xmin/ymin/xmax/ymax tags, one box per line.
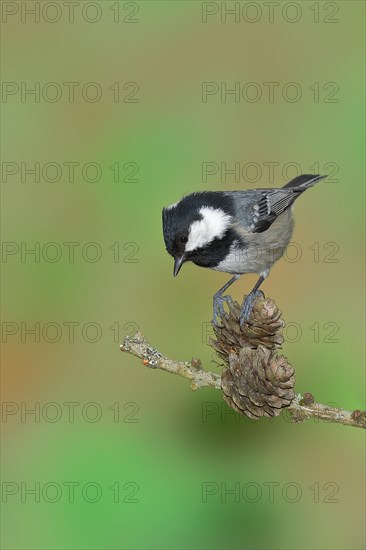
<box><xmin>179</xmin><ymin>235</ymin><xmax>188</xmax><ymax>244</ymax></box>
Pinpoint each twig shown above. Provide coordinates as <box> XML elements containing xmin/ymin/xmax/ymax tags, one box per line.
<box><xmin>120</xmin><ymin>331</ymin><xmax>221</xmax><ymax>390</ymax></box>
<box><xmin>286</xmin><ymin>396</ymin><xmax>366</xmax><ymax>429</ymax></box>
<box><xmin>120</xmin><ymin>331</ymin><xmax>366</xmax><ymax>429</ymax></box>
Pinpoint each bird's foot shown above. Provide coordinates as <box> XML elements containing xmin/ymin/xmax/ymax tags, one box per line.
<box><xmin>239</xmin><ymin>290</ymin><xmax>264</xmax><ymax>328</ymax></box>
<box><xmin>212</xmin><ymin>293</ymin><xmax>232</xmax><ymax>326</ymax></box>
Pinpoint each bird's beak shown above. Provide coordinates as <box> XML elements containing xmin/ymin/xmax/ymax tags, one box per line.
<box><xmin>173</xmin><ymin>255</ymin><xmax>185</xmax><ymax>277</ymax></box>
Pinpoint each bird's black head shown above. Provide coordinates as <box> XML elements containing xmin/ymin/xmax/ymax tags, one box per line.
<box><xmin>162</xmin><ymin>192</ymin><xmax>236</xmax><ymax>276</ymax></box>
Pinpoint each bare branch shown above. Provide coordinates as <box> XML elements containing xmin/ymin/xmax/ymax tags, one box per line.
<box><xmin>287</xmin><ymin>398</ymin><xmax>366</xmax><ymax>429</ymax></box>
<box><xmin>120</xmin><ymin>331</ymin><xmax>221</xmax><ymax>390</ymax></box>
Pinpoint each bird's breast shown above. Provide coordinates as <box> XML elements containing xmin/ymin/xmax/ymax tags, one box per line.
<box><xmin>214</xmin><ymin>211</ymin><xmax>294</xmax><ymax>274</ymax></box>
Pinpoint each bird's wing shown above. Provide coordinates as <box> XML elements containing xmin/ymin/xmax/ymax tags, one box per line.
<box><xmin>226</xmin><ymin>189</ymin><xmax>298</xmax><ymax>234</ymax></box>
<box><xmin>226</xmin><ymin>174</ymin><xmax>326</xmax><ymax>234</ymax></box>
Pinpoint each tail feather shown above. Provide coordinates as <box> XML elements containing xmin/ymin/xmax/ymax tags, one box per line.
<box><xmin>282</xmin><ymin>174</ymin><xmax>327</xmax><ymax>191</ymax></box>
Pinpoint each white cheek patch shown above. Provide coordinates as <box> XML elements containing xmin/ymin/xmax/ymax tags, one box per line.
<box><xmin>185</xmin><ymin>206</ymin><xmax>231</xmax><ymax>252</ymax></box>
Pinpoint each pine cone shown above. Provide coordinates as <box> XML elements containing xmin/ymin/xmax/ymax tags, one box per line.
<box><xmin>210</xmin><ymin>295</ymin><xmax>284</xmax><ymax>363</ymax></box>
<box><xmin>221</xmin><ymin>347</ymin><xmax>295</xmax><ymax>420</ymax></box>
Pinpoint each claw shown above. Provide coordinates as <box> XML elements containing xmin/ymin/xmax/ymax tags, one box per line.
<box><xmin>239</xmin><ymin>290</ymin><xmax>264</xmax><ymax>327</ymax></box>
<box><xmin>211</xmin><ymin>274</ymin><xmax>241</xmax><ymax>326</ymax></box>
<box><xmin>212</xmin><ymin>293</ymin><xmax>232</xmax><ymax>326</ymax></box>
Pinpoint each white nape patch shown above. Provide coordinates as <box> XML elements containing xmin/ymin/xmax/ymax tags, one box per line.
<box><xmin>166</xmin><ymin>200</ymin><xmax>179</xmax><ymax>210</ymax></box>
<box><xmin>185</xmin><ymin>206</ymin><xmax>231</xmax><ymax>252</ymax></box>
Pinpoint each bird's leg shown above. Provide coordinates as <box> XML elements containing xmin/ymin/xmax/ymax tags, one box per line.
<box><xmin>239</xmin><ymin>270</ymin><xmax>269</xmax><ymax>327</ymax></box>
<box><xmin>213</xmin><ymin>275</ymin><xmax>240</xmax><ymax>325</ymax></box>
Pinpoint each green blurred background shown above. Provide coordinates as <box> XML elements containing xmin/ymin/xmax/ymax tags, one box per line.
<box><xmin>1</xmin><ymin>1</ymin><xmax>365</xmax><ymax>548</ymax></box>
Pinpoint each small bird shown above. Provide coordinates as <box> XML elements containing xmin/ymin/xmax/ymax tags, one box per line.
<box><xmin>162</xmin><ymin>174</ymin><xmax>327</xmax><ymax>326</ymax></box>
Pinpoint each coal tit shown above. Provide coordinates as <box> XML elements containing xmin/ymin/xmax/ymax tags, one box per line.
<box><xmin>162</xmin><ymin>174</ymin><xmax>327</xmax><ymax>326</ymax></box>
